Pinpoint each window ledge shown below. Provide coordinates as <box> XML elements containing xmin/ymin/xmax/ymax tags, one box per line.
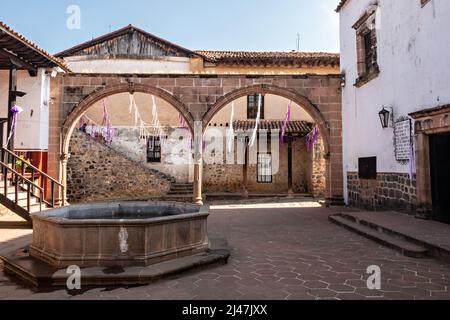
<box><xmin>354</xmin><ymin>68</ymin><xmax>380</xmax><ymax>88</ymax></box>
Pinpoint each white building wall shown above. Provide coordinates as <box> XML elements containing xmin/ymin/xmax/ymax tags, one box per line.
<box><xmin>0</xmin><ymin>69</ymin><xmax>51</xmax><ymax>150</ymax></box>
<box><xmin>65</xmin><ymin>56</ymin><xmax>191</xmax><ymax>74</ymax></box>
<box><xmin>340</xmin><ymin>0</ymin><xmax>450</xmax><ymax>202</ymax></box>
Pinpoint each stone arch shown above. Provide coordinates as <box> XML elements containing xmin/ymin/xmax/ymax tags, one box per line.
<box><xmin>203</xmin><ymin>84</ymin><xmax>337</xmax><ymax>202</ymax></box>
<box><xmin>203</xmin><ymin>84</ymin><xmax>330</xmax><ymax>155</ymax></box>
<box><xmin>62</xmin><ymin>83</ymin><xmax>194</xmax><ymax>155</ymax></box>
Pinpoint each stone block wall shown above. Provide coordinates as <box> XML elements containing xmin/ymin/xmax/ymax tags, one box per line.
<box><xmin>50</xmin><ymin>74</ymin><xmax>343</xmax><ymax>202</ymax></box>
<box><xmin>312</xmin><ymin>138</ymin><xmax>326</xmax><ymax>197</ymax></box>
<box><xmin>67</xmin><ymin>130</ymin><xmax>172</xmax><ymax>203</ymax></box>
<box><xmin>347</xmin><ymin>172</ymin><xmax>417</xmax><ymax>212</ymax></box>
<box><xmin>101</xmin><ymin>127</ymin><xmax>192</xmax><ymax>183</ymax></box>
<box><xmin>203</xmin><ymin>164</ymin><xmax>244</xmax><ymax>193</ymax></box>
<box><xmin>203</xmin><ymin>137</ymin><xmax>325</xmax><ymax>195</ymax></box>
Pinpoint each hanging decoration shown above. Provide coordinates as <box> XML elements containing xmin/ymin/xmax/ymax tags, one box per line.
<box><xmin>6</xmin><ymin>105</ymin><xmax>24</xmax><ymax>146</ymax></box>
<box><xmin>179</xmin><ymin>113</ymin><xmax>192</xmax><ymax>150</ymax></box>
<box><xmin>281</xmin><ymin>101</ymin><xmax>293</xmax><ymax>145</ymax></box>
<box><xmin>306</xmin><ymin>126</ymin><xmax>320</xmax><ymax>152</ymax></box>
<box><xmin>227</xmin><ymin>102</ymin><xmax>235</xmax><ymax>153</ymax></box>
<box><xmin>248</xmin><ymin>95</ymin><xmax>262</xmax><ymax>147</ymax></box>
<box><xmin>79</xmin><ymin>115</ymin><xmax>89</xmax><ymax>132</ymax></box>
<box><xmin>99</xmin><ymin>98</ymin><xmax>117</xmax><ymax>144</ymax></box>
<box><xmin>128</xmin><ymin>93</ymin><xmax>164</xmax><ymax>145</ymax></box>
<box><xmin>152</xmin><ymin>95</ymin><xmax>158</xmax><ymax>127</ymax></box>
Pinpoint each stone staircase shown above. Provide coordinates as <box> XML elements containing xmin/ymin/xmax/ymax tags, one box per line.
<box><xmin>329</xmin><ymin>213</ymin><xmax>429</xmax><ymax>259</ymax></box>
<box><xmin>163</xmin><ymin>183</ymin><xmax>194</xmax><ymax>202</ymax></box>
<box><xmin>0</xmin><ymin>184</ymin><xmax>47</xmax><ymax>217</ymax></box>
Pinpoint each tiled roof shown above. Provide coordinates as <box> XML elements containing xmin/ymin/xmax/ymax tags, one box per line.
<box><xmin>336</xmin><ymin>0</ymin><xmax>350</xmax><ymax>12</ymax></box>
<box><xmin>0</xmin><ymin>21</ymin><xmax>70</xmax><ymax>72</ymax></box>
<box><xmin>196</xmin><ymin>51</ymin><xmax>340</xmax><ymax>67</ymax></box>
<box><xmin>233</xmin><ymin>120</ymin><xmax>314</xmax><ymax>134</ymax></box>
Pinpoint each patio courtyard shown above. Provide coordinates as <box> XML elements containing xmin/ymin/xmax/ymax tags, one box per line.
<box><xmin>1</xmin><ymin>199</ymin><xmax>450</xmax><ymax>300</ymax></box>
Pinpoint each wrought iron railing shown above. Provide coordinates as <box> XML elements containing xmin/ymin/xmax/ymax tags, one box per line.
<box><xmin>1</xmin><ymin>148</ymin><xmax>65</xmax><ymax>208</ymax></box>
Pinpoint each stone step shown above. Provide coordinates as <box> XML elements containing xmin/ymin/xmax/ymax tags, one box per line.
<box><xmin>329</xmin><ymin>214</ymin><xmax>429</xmax><ymax>258</ymax></box>
<box><xmin>171</xmin><ymin>183</ymin><xmax>194</xmax><ymax>187</ymax></box>
<box><xmin>169</xmin><ymin>188</ymin><xmax>193</xmax><ymax>193</ymax></box>
<box><xmin>162</xmin><ymin>195</ymin><xmax>193</xmax><ymax>203</ymax></box>
<box><xmin>170</xmin><ymin>185</ymin><xmax>194</xmax><ymax>189</ymax></box>
<box><xmin>168</xmin><ymin>190</ymin><xmax>193</xmax><ymax>195</ymax></box>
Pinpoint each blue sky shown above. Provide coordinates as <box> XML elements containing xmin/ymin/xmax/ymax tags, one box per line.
<box><xmin>0</xmin><ymin>0</ymin><xmax>340</xmax><ymax>55</ymax></box>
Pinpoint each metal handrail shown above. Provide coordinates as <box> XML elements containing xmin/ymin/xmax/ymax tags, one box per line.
<box><xmin>0</xmin><ymin>162</ymin><xmax>43</xmax><ymax>191</ymax></box>
<box><xmin>2</xmin><ymin>148</ymin><xmax>64</xmax><ymax>188</ymax></box>
<box><xmin>1</xmin><ymin>148</ymin><xmax>65</xmax><ymax>207</ymax></box>
<box><xmin>0</xmin><ymin>160</ymin><xmax>44</xmax><ymax>213</ymax></box>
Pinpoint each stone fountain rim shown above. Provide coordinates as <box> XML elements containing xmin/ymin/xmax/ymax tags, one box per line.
<box><xmin>31</xmin><ymin>201</ymin><xmax>210</xmax><ymax>226</ymax></box>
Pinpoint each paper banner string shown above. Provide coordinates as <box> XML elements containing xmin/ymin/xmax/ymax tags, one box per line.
<box><xmin>129</xmin><ymin>94</ymin><xmax>136</xmax><ymax>118</ymax></box>
<box><xmin>227</xmin><ymin>102</ymin><xmax>235</xmax><ymax>153</ymax></box>
<box><xmin>152</xmin><ymin>95</ymin><xmax>158</xmax><ymax>126</ymax></box>
<box><xmin>281</xmin><ymin>101</ymin><xmax>293</xmax><ymax>145</ymax></box>
<box><xmin>178</xmin><ymin>113</ymin><xmax>192</xmax><ymax>150</ymax></box>
<box><xmin>6</xmin><ymin>105</ymin><xmax>24</xmax><ymax>147</ymax></box>
<box><xmin>306</xmin><ymin>126</ymin><xmax>320</xmax><ymax>152</ymax></box>
<box><xmin>248</xmin><ymin>95</ymin><xmax>262</xmax><ymax>147</ymax></box>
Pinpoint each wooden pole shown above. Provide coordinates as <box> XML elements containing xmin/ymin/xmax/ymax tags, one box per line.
<box><xmin>7</xmin><ymin>67</ymin><xmax>17</xmax><ymax>153</ymax></box>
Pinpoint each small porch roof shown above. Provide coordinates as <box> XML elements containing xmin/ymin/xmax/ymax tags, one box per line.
<box><xmin>0</xmin><ymin>21</ymin><xmax>70</xmax><ymax>75</ymax></box>
<box><xmin>233</xmin><ymin>120</ymin><xmax>314</xmax><ymax>135</ymax></box>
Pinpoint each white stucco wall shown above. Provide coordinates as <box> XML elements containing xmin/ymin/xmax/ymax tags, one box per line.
<box><xmin>64</xmin><ymin>56</ymin><xmax>191</xmax><ymax>74</ymax></box>
<box><xmin>340</xmin><ymin>0</ymin><xmax>450</xmax><ymax>201</ymax></box>
<box><xmin>0</xmin><ymin>69</ymin><xmax>51</xmax><ymax>150</ymax></box>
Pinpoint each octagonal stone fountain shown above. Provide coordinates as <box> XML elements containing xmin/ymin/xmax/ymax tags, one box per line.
<box><xmin>1</xmin><ymin>201</ymin><xmax>229</xmax><ymax>287</ymax></box>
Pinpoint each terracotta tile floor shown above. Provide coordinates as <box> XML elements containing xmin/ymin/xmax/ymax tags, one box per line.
<box><xmin>1</xmin><ymin>201</ymin><xmax>450</xmax><ymax>300</ymax></box>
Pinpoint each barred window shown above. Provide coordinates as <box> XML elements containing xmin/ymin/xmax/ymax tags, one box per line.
<box><xmin>257</xmin><ymin>153</ymin><xmax>272</xmax><ymax>183</ymax></box>
<box><xmin>247</xmin><ymin>95</ymin><xmax>265</xmax><ymax>120</ymax></box>
<box><xmin>353</xmin><ymin>9</ymin><xmax>380</xmax><ymax>87</ymax></box>
<box><xmin>147</xmin><ymin>136</ymin><xmax>161</xmax><ymax>163</ymax></box>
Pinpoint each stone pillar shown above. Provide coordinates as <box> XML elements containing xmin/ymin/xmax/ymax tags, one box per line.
<box><xmin>415</xmin><ymin>132</ymin><xmax>432</xmax><ymax>219</ymax></box>
<box><xmin>243</xmin><ymin>155</ymin><xmax>249</xmax><ymax>199</ymax></box>
<box><xmin>287</xmin><ymin>134</ymin><xmax>294</xmax><ymax>197</ymax></box>
<box><xmin>58</xmin><ymin>152</ymin><xmax>70</xmax><ymax>206</ymax></box>
<box><xmin>193</xmin><ymin>121</ymin><xmax>203</xmax><ymax>205</ymax></box>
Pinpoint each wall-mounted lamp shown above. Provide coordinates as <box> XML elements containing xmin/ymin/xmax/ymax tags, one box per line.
<box><xmin>378</xmin><ymin>106</ymin><xmax>394</xmax><ymax>129</ymax></box>
<box><xmin>340</xmin><ymin>73</ymin><xmax>346</xmax><ymax>88</ymax></box>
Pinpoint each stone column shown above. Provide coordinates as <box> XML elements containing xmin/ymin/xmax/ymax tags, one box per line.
<box><xmin>415</xmin><ymin>132</ymin><xmax>432</xmax><ymax>219</ymax></box>
<box><xmin>58</xmin><ymin>152</ymin><xmax>70</xmax><ymax>206</ymax></box>
<box><xmin>287</xmin><ymin>134</ymin><xmax>294</xmax><ymax>198</ymax></box>
<box><xmin>193</xmin><ymin>121</ymin><xmax>203</xmax><ymax>205</ymax></box>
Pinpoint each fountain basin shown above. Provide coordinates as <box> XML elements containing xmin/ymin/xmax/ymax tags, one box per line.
<box><xmin>30</xmin><ymin>201</ymin><xmax>210</xmax><ymax>268</ymax></box>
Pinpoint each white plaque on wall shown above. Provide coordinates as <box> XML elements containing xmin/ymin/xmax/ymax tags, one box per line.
<box><xmin>394</xmin><ymin>117</ymin><xmax>412</xmax><ymax>162</ymax></box>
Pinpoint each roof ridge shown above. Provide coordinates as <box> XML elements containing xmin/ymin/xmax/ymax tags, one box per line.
<box><xmin>56</xmin><ymin>24</ymin><xmax>201</xmax><ymax>59</ymax></box>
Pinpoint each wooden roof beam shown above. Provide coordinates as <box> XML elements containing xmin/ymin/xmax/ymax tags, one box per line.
<box><xmin>0</xmin><ymin>48</ymin><xmax>38</xmax><ymax>76</ymax></box>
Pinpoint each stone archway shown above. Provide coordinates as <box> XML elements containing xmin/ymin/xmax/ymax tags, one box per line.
<box><xmin>62</xmin><ymin>83</ymin><xmax>194</xmax><ymax>155</ymax></box>
<box><xmin>60</xmin><ymin>82</ymin><xmax>194</xmax><ymax>202</ymax></box>
<box><xmin>202</xmin><ymin>84</ymin><xmax>339</xmax><ymax>204</ymax></box>
<box><xmin>204</xmin><ymin>85</ymin><xmax>331</xmax><ymax>155</ymax></box>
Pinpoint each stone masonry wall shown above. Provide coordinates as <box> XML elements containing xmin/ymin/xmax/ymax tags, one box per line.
<box><xmin>67</xmin><ymin>130</ymin><xmax>172</xmax><ymax>203</ymax></box>
<box><xmin>312</xmin><ymin>138</ymin><xmax>326</xmax><ymax>197</ymax></box>
<box><xmin>49</xmin><ymin>74</ymin><xmax>343</xmax><ymax>201</ymax></box>
<box><xmin>203</xmin><ymin>164</ymin><xmax>244</xmax><ymax>193</ymax></box>
<box><xmin>347</xmin><ymin>172</ymin><xmax>417</xmax><ymax>212</ymax></box>
<box><xmin>203</xmin><ymin>137</ymin><xmax>322</xmax><ymax>195</ymax></box>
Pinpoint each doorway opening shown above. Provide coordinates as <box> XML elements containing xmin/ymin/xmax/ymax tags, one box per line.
<box><xmin>430</xmin><ymin>132</ymin><xmax>450</xmax><ymax>224</ymax></box>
